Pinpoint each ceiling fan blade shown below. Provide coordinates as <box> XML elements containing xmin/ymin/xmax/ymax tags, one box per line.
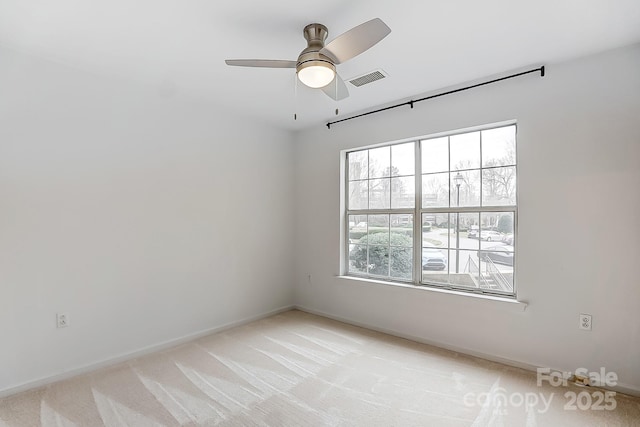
<box><xmin>320</xmin><ymin>18</ymin><xmax>391</xmax><ymax>64</ymax></box>
<box><xmin>321</xmin><ymin>73</ymin><xmax>349</xmax><ymax>101</ymax></box>
<box><xmin>225</xmin><ymin>59</ymin><xmax>297</xmax><ymax>68</ymax></box>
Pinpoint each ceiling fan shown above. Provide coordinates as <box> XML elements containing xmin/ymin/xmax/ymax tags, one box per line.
<box><xmin>225</xmin><ymin>18</ymin><xmax>391</xmax><ymax>101</ymax></box>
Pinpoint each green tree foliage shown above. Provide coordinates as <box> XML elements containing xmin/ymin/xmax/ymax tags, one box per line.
<box><xmin>351</xmin><ymin>232</ymin><xmax>412</xmax><ymax>278</ymax></box>
<box><xmin>497</xmin><ymin>214</ymin><xmax>514</xmax><ymax>234</ymax></box>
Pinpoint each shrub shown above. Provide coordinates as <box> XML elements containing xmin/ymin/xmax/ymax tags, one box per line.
<box><xmin>497</xmin><ymin>214</ymin><xmax>514</xmax><ymax>234</ymax></box>
<box><xmin>350</xmin><ymin>227</ymin><xmax>412</xmax><ymax>241</ymax></box>
<box><xmin>351</xmin><ymin>232</ymin><xmax>412</xmax><ymax>278</ymax></box>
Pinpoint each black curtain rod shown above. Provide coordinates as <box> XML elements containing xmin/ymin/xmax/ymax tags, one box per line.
<box><xmin>326</xmin><ymin>66</ymin><xmax>545</xmax><ymax>129</ymax></box>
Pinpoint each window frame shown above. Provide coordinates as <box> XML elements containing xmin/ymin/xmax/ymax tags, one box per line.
<box><xmin>344</xmin><ymin>140</ymin><xmax>419</xmax><ymax>283</ymax></box>
<box><xmin>343</xmin><ymin>121</ymin><xmax>517</xmax><ymax>298</ymax></box>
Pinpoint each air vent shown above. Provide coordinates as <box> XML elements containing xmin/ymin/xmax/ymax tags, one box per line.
<box><xmin>348</xmin><ymin>69</ymin><xmax>387</xmax><ymax>87</ymax></box>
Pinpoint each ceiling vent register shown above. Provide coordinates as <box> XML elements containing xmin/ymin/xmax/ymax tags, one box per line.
<box><xmin>348</xmin><ymin>70</ymin><xmax>387</xmax><ymax>87</ymax></box>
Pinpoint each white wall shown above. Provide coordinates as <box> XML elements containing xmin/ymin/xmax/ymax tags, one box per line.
<box><xmin>0</xmin><ymin>47</ymin><xmax>294</xmax><ymax>392</ymax></box>
<box><xmin>293</xmin><ymin>44</ymin><xmax>640</xmax><ymax>393</ymax></box>
<box><xmin>2</xmin><ymin>41</ymin><xmax>639</xmax><ymax>397</ymax></box>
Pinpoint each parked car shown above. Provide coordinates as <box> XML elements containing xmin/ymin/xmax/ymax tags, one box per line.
<box><xmin>479</xmin><ymin>245</ymin><xmax>514</xmax><ymax>266</ymax></box>
<box><xmin>468</xmin><ymin>228</ymin><xmax>479</xmax><ymax>239</ymax></box>
<box><xmin>480</xmin><ymin>230</ymin><xmax>503</xmax><ymax>241</ymax></box>
<box><xmin>422</xmin><ymin>247</ymin><xmax>447</xmax><ymax>270</ymax></box>
<box><xmin>502</xmin><ymin>233</ymin><xmax>514</xmax><ymax>245</ymax></box>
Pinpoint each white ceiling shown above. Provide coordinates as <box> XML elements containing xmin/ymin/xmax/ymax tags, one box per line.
<box><xmin>1</xmin><ymin>0</ymin><xmax>639</xmax><ymax>130</ymax></box>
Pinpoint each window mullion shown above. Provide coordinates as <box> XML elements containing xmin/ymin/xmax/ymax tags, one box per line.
<box><xmin>480</xmin><ymin>130</ymin><xmax>483</xmax><ymax>207</ymax></box>
<box><xmin>421</xmin><ymin>206</ymin><xmax>516</xmax><ymax>214</ymax></box>
<box><xmin>387</xmin><ymin>214</ymin><xmax>392</xmax><ymax>278</ymax></box>
<box><xmin>347</xmin><ymin>209</ymin><xmax>415</xmax><ymax>216</ymax></box>
<box><xmin>414</xmin><ymin>140</ymin><xmax>422</xmax><ymax>285</ymax></box>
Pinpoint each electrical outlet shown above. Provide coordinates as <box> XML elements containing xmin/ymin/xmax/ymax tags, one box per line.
<box><xmin>57</xmin><ymin>313</ymin><xmax>69</xmax><ymax>328</ymax></box>
<box><xmin>572</xmin><ymin>374</ymin><xmax>590</xmax><ymax>386</ymax></box>
<box><xmin>579</xmin><ymin>313</ymin><xmax>592</xmax><ymax>331</ymax></box>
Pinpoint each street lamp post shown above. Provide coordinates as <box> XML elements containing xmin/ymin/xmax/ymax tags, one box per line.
<box><xmin>454</xmin><ymin>172</ymin><xmax>464</xmax><ymax>273</ymax></box>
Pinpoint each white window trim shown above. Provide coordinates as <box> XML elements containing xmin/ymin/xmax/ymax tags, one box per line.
<box><xmin>341</xmin><ymin>120</ymin><xmax>518</xmax><ymax>299</ymax></box>
<box><xmin>335</xmin><ymin>275</ymin><xmax>527</xmax><ymax>311</ymax></box>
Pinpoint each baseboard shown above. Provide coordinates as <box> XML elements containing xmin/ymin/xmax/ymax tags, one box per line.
<box><xmin>0</xmin><ymin>304</ymin><xmax>295</xmax><ymax>399</ymax></box>
<box><xmin>5</xmin><ymin>304</ymin><xmax>638</xmax><ymax>399</ymax></box>
<box><xmin>294</xmin><ymin>305</ymin><xmax>640</xmax><ymax>398</ymax></box>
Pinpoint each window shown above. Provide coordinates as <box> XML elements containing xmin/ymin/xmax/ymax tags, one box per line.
<box><xmin>345</xmin><ymin>123</ymin><xmax>517</xmax><ymax>297</ymax></box>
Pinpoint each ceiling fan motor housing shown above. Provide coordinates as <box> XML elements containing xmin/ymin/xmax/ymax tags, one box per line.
<box><xmin>297</xmin><ymin>23</ymin><xmax>335</xmax><ymax>77</ymax></box>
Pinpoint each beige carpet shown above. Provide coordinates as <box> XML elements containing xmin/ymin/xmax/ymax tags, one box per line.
<box><xmin>1</xmin><ymin>310</ymin><xmax>639</xmax><ymax>426</ymax></box>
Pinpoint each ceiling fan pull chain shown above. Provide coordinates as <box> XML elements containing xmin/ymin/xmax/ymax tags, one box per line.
<box><xmin>336</xmin><ymin>80</ymin><xmax>340</xmax><ymax>115</ymax></box>
<box><xmin>294</xmin><ymin>73</ymin><xmax>298</xmax><ymax>120</ymax></box>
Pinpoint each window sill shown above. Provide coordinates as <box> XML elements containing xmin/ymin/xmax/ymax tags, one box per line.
<box><xmin>335</xmin><ymin>275</ymin><xmax>528</xmax><ymax>311</ymax></box>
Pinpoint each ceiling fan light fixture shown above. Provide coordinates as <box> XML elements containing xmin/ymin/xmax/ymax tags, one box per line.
<box><xmin>297</xmin><ymin>60</ymin><xmax>336</xmax><ymax>88</ymax></box>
